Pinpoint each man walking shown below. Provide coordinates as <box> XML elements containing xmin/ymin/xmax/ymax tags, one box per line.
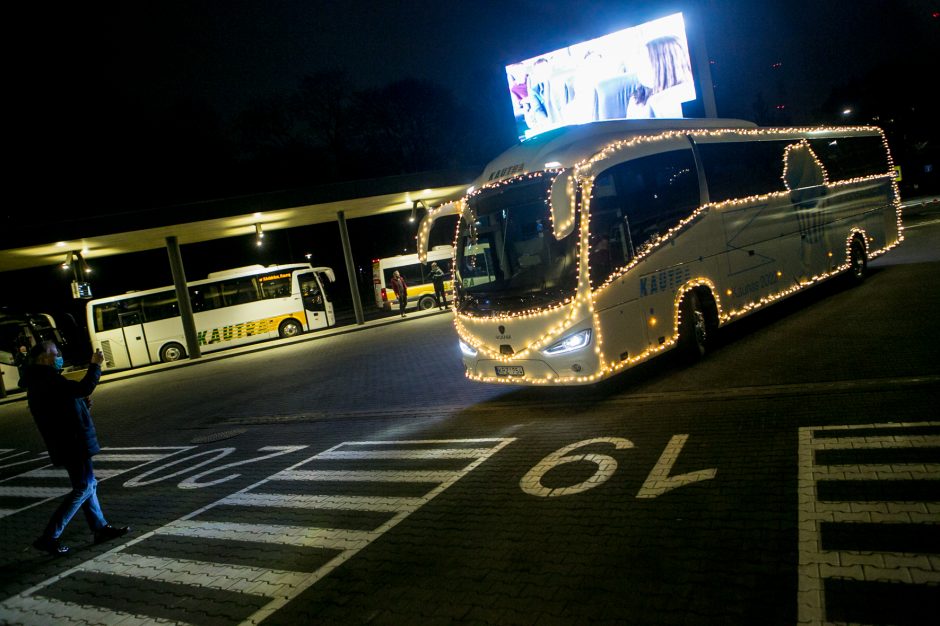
<box><xmin>23</xmin><ymin>341</ymin><xmax>129</xmax><ymax>555</ymax></box>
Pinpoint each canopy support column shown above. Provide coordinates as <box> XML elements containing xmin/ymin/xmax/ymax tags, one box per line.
<box><xmin>337</xmin><ymin>211</ymin><xmax>365</xmax><ymax>325</ymax></box>
<box><xmin>165</xmin><ymin>236</ymin><xmax>202</xmax><ymax>360</ymax></box>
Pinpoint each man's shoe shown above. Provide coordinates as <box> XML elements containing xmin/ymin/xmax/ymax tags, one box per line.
<box><xmin>94</xmin><ymin>524</ymin><xmax>130</xmax><ymax>544</ymax></box>
<box><xmin>32</xmin><ymin>536</ymin><xmax>69</xmax><ymax>556</ymax></box>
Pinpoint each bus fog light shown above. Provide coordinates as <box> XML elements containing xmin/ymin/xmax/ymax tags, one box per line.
<box><xmin>571</xmin><ymin>363</ymin><xmax>582</xmax><ymax>372</ymax></box>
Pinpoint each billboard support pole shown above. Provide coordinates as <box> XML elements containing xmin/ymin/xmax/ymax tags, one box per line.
<box><xmin>686</xmin><ymin>11</ymin><xmax>718</xmax><ymax>118</ymax></box>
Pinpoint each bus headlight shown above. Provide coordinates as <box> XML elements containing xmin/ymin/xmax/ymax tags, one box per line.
<box><xmin>459</xmin><ymin>340</ymin><xmax>478</xmax><ymax>357</ymax></box>
<box><xmin>543</xmin><ymin>329</ymin><xmax>592</xmax><ymax>355</ymax></box>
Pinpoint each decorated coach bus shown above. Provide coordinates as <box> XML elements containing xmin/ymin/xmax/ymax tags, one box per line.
<box><xmin>86</xmin><ymin>264</ymin><xmax>335</xmax><ymax>369</ymax></box>
<box><xmin>418</xmin><ymin>119</ymin><xmax>903</xmax><ymax>385</ymax></box>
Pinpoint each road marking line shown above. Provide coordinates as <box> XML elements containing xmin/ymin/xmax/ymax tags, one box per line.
<box><xmin>94</xmin><ymin>453</ymin><xmax>167</xmax><ymax>462</ymax></box>
<box><xmin>0</xmin><ymin>595</ymin><xmax>188</xmax><ymax>625</ymax></box>
<box><xmin>158</xmin><ymin>519</ymin><xmax>377</xmax><ymax>550</ymax></box>
<box><xmin>273</xmin><ymin>469</ymin><xmax>460</xmax><ymax>482</ymax></box>
<box><xmin>221</xmin><ymin>492</ymin><xmax>426</xmax><ymax>512</ymax></box>
<box><xmin>20</xmin><ymin>468</ymin><xmax>128</xmax><ymax>479</ymax></box>
<box><xmin>810</xmin><ymin>435</ymin><xmax>940</xmax><ymax>449</ymax></box>
<box><xmin>797</xmin><ymin>421</ymin><xmax>940</xmax><ymax>625</ymax></box>
<box><xmin>810</xmin><ymin>463</ymin><xmax>940</xmax><ymax>480</ymax></box>
<box><xmin>0</xmin><ymin>437</ymin><xmax>515</xmax><ymax>625</ymax></box>
<box><xmin>315</xmin><ymin>448</ymin><xmax>491</xmax><ymax>460</ymax></box>
<box><xmin>79</xmin><ymin>552</ymin><xmax>311</xmax><ymax>597</ymax></box>
<box><xmin>0</xmin><ymin>486</ymin><xmax>71</xmax><ymax>498</ymax></box>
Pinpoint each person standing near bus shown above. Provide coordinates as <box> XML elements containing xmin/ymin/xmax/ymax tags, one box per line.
<box><xmin>390</xmin><ymin>270</ymin><xmax>408</xmax><ymax>317</ymax></box>
<box><xmin>429</xmin><ymin>262</ymin><xmax>447</xmax><ymax>310</ymax></box>
<box><xmin>22</xmin><ymin>341</ymin><xmax>130</xmax><ymax>555</ymax></box>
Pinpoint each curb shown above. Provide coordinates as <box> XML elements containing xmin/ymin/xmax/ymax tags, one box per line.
<box><xmin>1</xmin><ymin>308</ymin><xmax>452</xmax><ymax>405</ymax></box>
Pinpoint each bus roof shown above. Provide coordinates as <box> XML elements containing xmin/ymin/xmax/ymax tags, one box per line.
<box><xmin>86</xmin><ymin>263</ymin><xmax>329</xmax><ymax>305</ymax></box>
<box><xmin>476</xmin><ymin>118</ymin><xmax>758</xmax><ymax>187</ymax></box>
<box><xmin>375</xmin><ymin>245</ymin><xmax>452</xmax><ymax>267</ymax></box>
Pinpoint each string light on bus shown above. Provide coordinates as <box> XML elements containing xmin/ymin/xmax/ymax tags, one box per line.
<box><xmin>453</xmin><ymin>126</ymin><xmax>904</xmax><ymax>384</ymax></box>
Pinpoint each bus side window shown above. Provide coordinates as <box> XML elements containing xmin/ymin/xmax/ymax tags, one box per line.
<box><xmin>592</xmin><ymin>149</ymin><xmax>700</xmax><ymax>276</ymax></box>
<box><xmin>93</xmin><ymin>302</ymin><xmax>121</xmax><ymax>332</ymax></box>
<box><xmin>698</xmin><ymin>140</ymin><xmax>790</xmax><ymax>203</ymax></box>
<box><xmin>190</xmin><ymin>285</ymin><xmax>223</xmax><ymax>312</ymax></box>
<box><xmin>808</xmin><ymin>135</ymin><xmax>890</xmax><ymax>182</ymax></box>
<box><xmin>259</xmin><ymin>273</ymin><xmax>292</xmax><ymax>299</ymax></box>
<box><xmin>140</xmin><ymin>291</ymin><xmax>179</xmax><ymax>322</ymax></box>
<box><xmin>588</xmin><ymin>171</ymin><xmax>626</xmax><ymax>287</ymax></box>
<box><xmin>300</xmin><ymin>274</ymin><xmax>322</xmax><ymax>301</ymax></box>
<box><xmin>221</xmin><ymin>277</ymin><xmax>259</xmax><ymax>306</ymax></box>
<box><xmin>384</xmin><ymin>265</ymin><xmax>422</xmax><ymax>290</ymax></box>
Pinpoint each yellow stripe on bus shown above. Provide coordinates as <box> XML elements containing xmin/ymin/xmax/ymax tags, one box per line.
<box><xmin>196</xmin><ymin>312</ymin><xmax>303</xmax><ymax>345</ymax></box>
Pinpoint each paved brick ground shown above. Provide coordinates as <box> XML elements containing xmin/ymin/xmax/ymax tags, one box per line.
<box><xmin>0</xmin><ymin>218</ymin><xmax>937</xmax><ymax>625</ymax></box>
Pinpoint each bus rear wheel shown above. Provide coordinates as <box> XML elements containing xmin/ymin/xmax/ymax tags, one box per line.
<box><xmin>279</xmin><ymin>319</ymin><xmax>303</xmax><ymax>338</ymax></box>
<box><xmin>848</xmin><ymin>236</ymin><xmax>867</xmax><ymax>283</ymax></box>
<box><xmin>418</xmin><ymin>296</ymin><xmax>436</xmax><ymax>311</ymax></box>
<box><xmin>677</xmin><ymin>290</ymin><xmax>716</xmax><ymax>362</ymax></box>
<box><xmin>160</xmin><ymin>342</ymin><xmax>186</xmax><ymax>363</ymax></box>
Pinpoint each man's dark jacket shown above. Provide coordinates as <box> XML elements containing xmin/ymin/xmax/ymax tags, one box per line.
<box><xmin>21</xmin><ymin>363</ymin><xmax>102</xmax><ymax>465</ymax></box>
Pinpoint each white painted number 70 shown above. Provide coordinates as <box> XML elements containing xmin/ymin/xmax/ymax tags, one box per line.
<box><xmin>520</xmin><ymin>435</ymin><xmax>716</xmax><ymax>498</ymax></box>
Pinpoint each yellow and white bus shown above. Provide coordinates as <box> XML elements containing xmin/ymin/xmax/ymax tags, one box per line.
<box><xmin>421</xmin><ymin>119</ymin><xmax>902</xmax><ymax>385</ymax></box>
<box><xmin>372</xmin><ymin>245</ymin><xmax>454</xmax><ymax>311</ymax></box>
<box><xmin>86</xmin><ymin>263</ymin><xmax>336</xmax><ymax>369</ymax></box>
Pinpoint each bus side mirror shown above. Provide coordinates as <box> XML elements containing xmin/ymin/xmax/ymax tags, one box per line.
<box><xmin>418</xmin><ymin>200</ymin><xmax>461</xmax><ymax>263</ymax></box>
<box><xmin>550</xmin><ymin>170</ymin><xmax>577</xmax><ymax>240</ymax></box>
<box><xmin>319</xmin><ymin>269</ymin><xmax>336</xmax><ymax>283</ymax></box>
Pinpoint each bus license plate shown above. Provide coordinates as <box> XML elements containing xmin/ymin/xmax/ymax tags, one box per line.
<box><xmin>495</xmin><ymin>365</ymin><xmax>524</xmax><ymax>377</ymax></box>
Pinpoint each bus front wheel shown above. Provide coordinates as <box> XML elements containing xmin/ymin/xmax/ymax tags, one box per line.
<box><xmin>279</xmin><ymin>319</ymin><xmax>303</xmax><ymax>338</ymax></box>
<box><xmin>418</xmin><ymin>296</ymin><xmax>436</xmax><ymax>311</ymax></box>
<box><xmin>160</xmin><ymin>342</ymin><xmax>186</xmax><ymax>363</ymax></box>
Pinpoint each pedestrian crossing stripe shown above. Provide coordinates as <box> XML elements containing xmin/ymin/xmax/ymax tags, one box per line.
<box><xmin>0</xmin><ymin>437</ymin><xmax>516</xmax><ymax>625</ymax></box>
<box><xmin>797</xmin><ymin>421</ymin><xmax>940</xmax><ymax>625</ymax></box>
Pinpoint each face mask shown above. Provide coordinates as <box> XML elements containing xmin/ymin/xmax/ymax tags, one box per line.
<box><xmin>53</xmin><ymin>356</ymin><xmax>65</xmax><ymax>370</ymax></box>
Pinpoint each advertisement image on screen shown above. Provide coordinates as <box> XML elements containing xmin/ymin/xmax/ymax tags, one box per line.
<box><xmin>505</xmin><ymin>13</ymin><xmax>696</xmax><ymax>141</ymax></box>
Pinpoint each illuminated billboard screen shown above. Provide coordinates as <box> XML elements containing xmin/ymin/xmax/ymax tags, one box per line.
<box><xmin>505</xmin><ymin>12</ymin><xmax>696</xmax><ymax>141</ymax></box>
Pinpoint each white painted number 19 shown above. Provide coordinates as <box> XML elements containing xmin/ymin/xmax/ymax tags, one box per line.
<box><xmin>520</xmin><ymin>435</ymin><xmax>716</xmax><ymax>498</ymax></box>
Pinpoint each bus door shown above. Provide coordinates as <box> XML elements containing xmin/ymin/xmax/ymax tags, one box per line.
<box><xmin>118</xmin><ymin>311</ymin><xmax>152</xmax><ymax>367</ymax></box>
<box><xmin>297</xmin><ymin>272</ymin><xmax>333</xmax><ymax>330</ymax></box>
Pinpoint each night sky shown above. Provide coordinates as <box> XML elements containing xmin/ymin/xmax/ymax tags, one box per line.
<box><xmin>100</xmin><ymin>0</ymin><xmax>934</xmax><ymax>122</ymax></box>
<box><xmin>5</xmin><ymin>0</ymin><xmax>937</xmax><ymax>323</ymax></box>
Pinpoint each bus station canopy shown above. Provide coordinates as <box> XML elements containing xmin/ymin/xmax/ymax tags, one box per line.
<box><xmin>1</xmin><ymin>169</ymin><xmax>476</xmax><ymax>272</ymax></box>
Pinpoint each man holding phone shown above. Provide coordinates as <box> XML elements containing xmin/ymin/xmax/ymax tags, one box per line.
<box><xmin>23</xmin><ymin>342</ymin><xmax>130</xmax><ymax>555</ymax></box>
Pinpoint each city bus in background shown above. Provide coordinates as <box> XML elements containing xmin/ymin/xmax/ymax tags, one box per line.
<box><xmin>86</xmin><ymin>263</ymin><xmax>336</xmax><ymax>370</ymax></box>
<box><xmin>420</xmin><ymin>118</ymin><xmax>902</xmax><ymax>385</ymax></box>
<box><xmin>0</xmin><ymin>309</ymin><xmax>69</xmax><ymax>391</ymax></box>
<box><xmin>373</xmin><ymin>245</ymin><xmax>454</xmax><ymax>312</ymax></box>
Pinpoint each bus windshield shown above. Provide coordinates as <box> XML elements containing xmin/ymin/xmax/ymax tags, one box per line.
<box><xmin>455</xmin><ymin>175</ymin><xmax>578</xmax><ymax>314</ymax></box>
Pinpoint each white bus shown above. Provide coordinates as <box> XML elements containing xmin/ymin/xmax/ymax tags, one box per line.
<box><xmin>421</xmin><ymin>119</ymin><xmax>902</xmax><ymax>385</ymax></box>
<box><xmin>373</xmin><ymin>245</ymin><xmax>454</xmax><ymax>311</ymax></box>
<box><xmin>86</xmin><ymin>263</ymin><xmax>336</xmax><ymax>369</ymax></box>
